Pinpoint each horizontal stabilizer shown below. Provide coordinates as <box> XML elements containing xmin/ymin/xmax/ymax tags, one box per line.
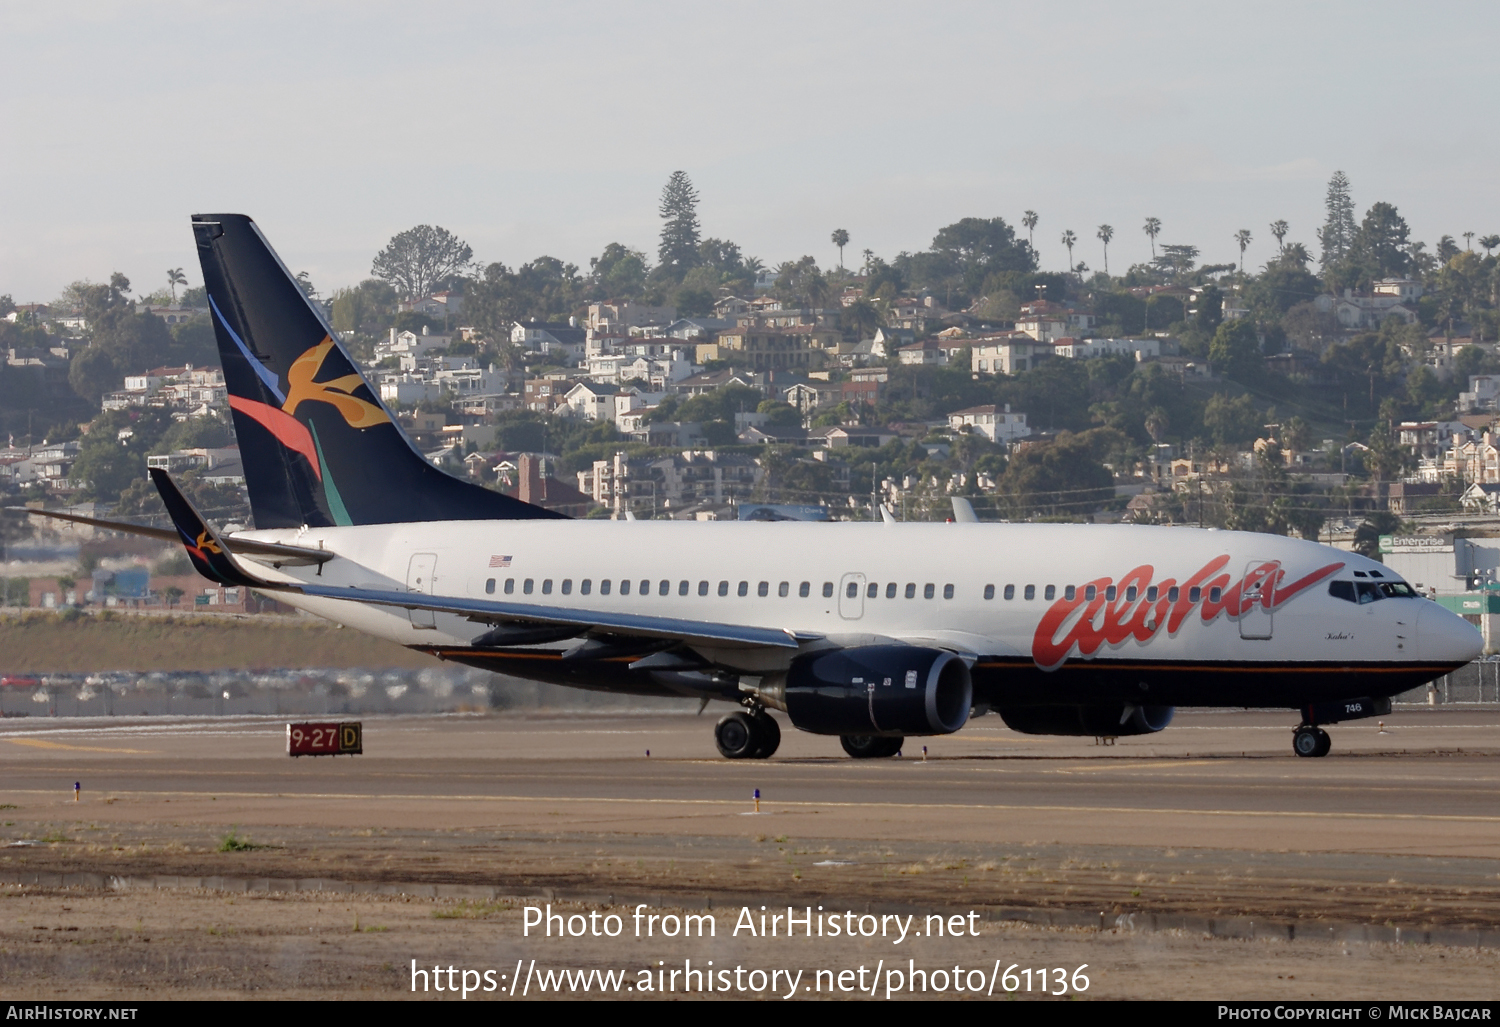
<box><xmin>8</xmin><ymin>504</ymin><xmax>333</xmax><ymax>567</ymax></box>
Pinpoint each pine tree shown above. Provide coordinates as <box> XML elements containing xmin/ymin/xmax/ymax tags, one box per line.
<box><xmin>1317</xmin><ymin>171</ymin><xmax>1356</xmax><ymax>273</ymax></box>
<box><xmin>658</xmin><ymin>171</ymin><xmax>701</xmax><ymax>273</ymax></box>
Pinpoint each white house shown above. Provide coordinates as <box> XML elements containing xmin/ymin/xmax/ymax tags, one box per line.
<box><xmin>948</xmin><ymin>404</ymin><xmax>1032</xmax><ymax>444</ymax></box>
<box><xmin>1459</xmin><ymin>376</ymin><xmax>1500</xmax><ymax>413</ymax></box>
<box><xmin>561</xmin><ymin>381</ymin><xmax>621</xmax><ymax>421</ymax></box>
<box><xmin>971</xmin><ymin>332</ymin><xmax>1050</xmax><ymax>375</ymax></box>
<box><xmin>374</xmin><ymin>327</ymin><xmax>451</xmax><ymax>365</ymax></box>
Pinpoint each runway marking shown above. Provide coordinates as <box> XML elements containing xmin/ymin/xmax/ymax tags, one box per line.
<box><xmin>4</xmin><ymin>738</ymin><xmax>157</xmax><ymax>754</ymax></box>
<box><xmin>7</xmin><ymin>788</ymin><xmax>1500</xmax><ymax>826</ymax></box>
<box><xmin>1054</xmin><ymin>760</ymin><xmax>1216</xmax><ymax>773</ymax></box>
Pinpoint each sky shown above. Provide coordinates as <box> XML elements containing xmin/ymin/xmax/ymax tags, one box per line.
<box><xmin>3</xmin><ymin>0</ymin><xmax>1498</xmax><ymax>303</ymax></box>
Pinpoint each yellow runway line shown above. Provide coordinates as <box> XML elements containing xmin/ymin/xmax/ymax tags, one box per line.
<box><xmin>4</xmin><ymin>738</ymin><xmax>157</xmax><ymax>754</ymax></box>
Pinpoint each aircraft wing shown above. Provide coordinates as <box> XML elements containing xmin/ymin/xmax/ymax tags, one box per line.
<box><xmin>8</xmin><ymin>505</ymin><xmax>333</xmax><ymax>567</ymax></box>
<box><xmin>145</xmin><ymin>469</ymin><xmax>818</xmax><ymax>651</ymax></box>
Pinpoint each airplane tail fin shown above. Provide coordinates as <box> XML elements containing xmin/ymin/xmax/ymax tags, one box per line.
<box><xmin>190</xmin><ymin>214</ymin><xmax>565</xmax><ymax>529</ymax></box>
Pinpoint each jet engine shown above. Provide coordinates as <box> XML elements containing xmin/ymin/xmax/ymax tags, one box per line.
<box><xmin>757</xmin><ymin>645</ymin><xmax>972</xmax><ymax>737</ymax></box>
<box><xmin>998</xmin><ymin>704</ymin><xmax>1175</xmax><ymax>736</ymax></box>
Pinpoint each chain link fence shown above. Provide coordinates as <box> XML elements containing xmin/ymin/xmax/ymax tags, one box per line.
<box><xmin>1394</xmin><ymin>659</ymin><xmax>1500</xmax><ymax>705</ymax></box>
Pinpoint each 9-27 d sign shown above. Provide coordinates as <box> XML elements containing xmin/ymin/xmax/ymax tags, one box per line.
<box><xmin>287</xmin><ymin>721</ymin><xmax>363</xmax><ymax>757</ymax></box>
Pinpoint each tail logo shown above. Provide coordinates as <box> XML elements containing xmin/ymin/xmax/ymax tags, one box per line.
<box><xmin>226</xmin><ymin>336</ymin><xmax>390</xmax><ymax>483</ymax></box>
<box><xmin>283</xmin><ymin>337</ymin><xmax>390</xmax><ymax>428</ymax></box>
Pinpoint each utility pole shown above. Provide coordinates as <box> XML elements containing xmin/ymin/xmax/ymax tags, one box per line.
<box><xmin>871</xmin><ymin>462</ymin><xmax>878</xmax><ymax>521</ymax></box>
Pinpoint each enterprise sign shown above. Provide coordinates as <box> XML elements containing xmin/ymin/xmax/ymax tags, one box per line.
<box><xmin>1379</xmin><ymin>534</ymin><xmax>1454</xmax><ymax>554</ymax></box>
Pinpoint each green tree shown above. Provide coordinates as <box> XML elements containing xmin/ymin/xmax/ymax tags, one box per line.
<box><xmin>1142</xmin><ymin>216</ymin><xmax>1161</xmax><ymax>258</ymax></box>
<box><xmin>590</xmin><ymin>243</ymin><xmax>650</xmax><ymax>299</ymax></box>
<box><xmin>997</xmin><ymin>427</ymin><xmax>1122</xmax><ymax>518</ymax></box>
<box><xmin>1096</xmin><ymin>224</ymin><xmax>1114</xmax><ymax>275</ymax></box>
<box><xmin>371</xmin><ymin>225</ymin><xmax>473</xmax><ymax>300</ymax></box>
<box><xmin>842</xmin><ymin>297</ymin><xmax>883</xmax><ymax>341</ymax></box>
<box><xmin>1202</xmin><ymin>392</ymin><xmax>1261</xmax><ymax>446</ymax></box>
<box><xmin>1317</xmin><ymin>170</ymin><xmax>1357</xmax><ymax>273</ymax></box>
<box><xmin>1060</xmin><ymin>229</ymin><xmax>1077</xmax><ymax>272</ymax></box>
<box><xmin>1270</xmin><ymin>220</ymin><xmax>1289</xmax><ymax>252</ymax></box>
<box><xmin>831</xmin><ymin>228</ymin><xmax>849</xmax><ymax>269</ymax></box>
<box><xmin>1022</xmin><ymin>210</ymin><xmax>1038</xmax><ymax>250</ymax></box>
<box><xmin>1235</xmin><ymin>229</ymin><xmax>1252</xmax><ymax>273</ymax></box>
<box><xmin>657</xmin><ymin>171</ymin><xmax>701</xmax><ymax>276</ymax></box>
<box><xmin>1209</xmin><ymin>320</ymin><xmax>1263</xmax><ymax>382</ymax></box>
<box><xmin>166</xmin><ymin>268</ymin><xmax>186</xmax><ymax>304</ymax></box>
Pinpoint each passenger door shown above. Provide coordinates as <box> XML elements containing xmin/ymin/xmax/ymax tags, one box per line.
<box><xmin>839</xmin><ymin>572</ymin><xmax>866</xmax><ymax>620</ymax></box>
<box><xmin>1238</xmin><ymin>560</ymin><xmax>1278</xmax><ymax>640</ymax></box>
<box><xmin>406</xmin><ymin>553</ymin><xmax>438</xmax><ymax>629</ymax></box>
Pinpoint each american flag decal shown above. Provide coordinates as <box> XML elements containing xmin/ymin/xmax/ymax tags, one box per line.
<box><xmin>489</xmin><ymin>555</ymin><xmax>512</xmax><ymax>568</ymax></box>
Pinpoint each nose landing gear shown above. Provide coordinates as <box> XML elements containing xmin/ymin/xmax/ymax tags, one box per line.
<box><xmin>1292</xmin><ymin>725</ymin><xmax>1331</xmax><ymax>758</ymax></box>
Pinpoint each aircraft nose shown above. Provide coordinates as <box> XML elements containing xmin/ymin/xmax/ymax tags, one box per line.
<box><xmin>1417</xmin><ymin>601</ymin><xmax>1484</xmax><ymax>664</ymax></box>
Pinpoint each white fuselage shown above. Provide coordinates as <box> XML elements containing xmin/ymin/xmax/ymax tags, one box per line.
<box><xmin>234</xmin><ymin>521</ymin><xmax>1482</xmax><ymax>690</ymax></box>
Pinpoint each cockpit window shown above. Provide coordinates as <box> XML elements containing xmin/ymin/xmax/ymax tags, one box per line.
<box><xmin>1380</xmin><ymin>581</ymin><xmax>1416</xmax><ymax>598</ymax></box>
<box><xmin>1329</xmin><ymin>581</ymin><xmax>1356</xmax><ymax>603</ymax></box>
<box><xmin>1355</xmin><ymin>582</ymin><xmax>1384</xmax><ymax>604</ymax></box>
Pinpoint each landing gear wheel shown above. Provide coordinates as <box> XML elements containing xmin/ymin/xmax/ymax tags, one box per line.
<box><xmin>715</xmin><ymin>712</ymin><xmax>758</xmax><ymax>759</ymax></box>
<box><xmin>840</xmin><ymin>734</ymin><xmax>904</xmax><ymax>759</ymax></box>
<box><xmin>1293</xmin><ymin>726</ymin><xmax>1331</xmax><ymax>758</ymax></box>
<box><xmin>749</xmin><ymin>712</ymin><xmax>781</xmax><ymax>759</ymax></box>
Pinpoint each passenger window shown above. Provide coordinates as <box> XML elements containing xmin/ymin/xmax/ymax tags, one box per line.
<box><xmin>523</xmin><ymin>579</ymin><xmax>534</xmax><ymax>595</ymax></box>
<box><xmin>620</xmin><ymin>579</ymin><xmax>631</xmax><ymax>596</ymax></box>
<box><xmin>799</xmin><ymin>582</ymin><xmax>810</xmax><ymax>597</ymax></box>
<box><xmin>984</xmin><ymin>584</ymin><xmax>995</xmax><ymax>600</ymax></box>
<box><xmin>699</xmin><ymin>581</ymin><xmax>709</xmax><ymax>596</ymax></box>
<box><xmin>846</xmin><ymin>582</ymin><xmax>859</xmax><ymax>599</ymax></box>
<box><xmin>580</xmin><ymin>579</ymin><xmax>591</xmax><ymax>595</ymax></box>
<box><xmin>600</xmin><ymin>579</ymin><xmax>611</xmax><ymax>595</ymax></box>
<box><xmin>1208</xmin><ymin>587</ymin><xmax>1221</xmax><ymax>603</ymax></box>
<box><xmin>1145</xmin><ymin>586</ymin><xmax>1156</xmax><ymax>602</ymax></box>
<box><xmin>678</xmin><ymin>580</ymin><xmax>689</xmax><ymax>596</ymax></box>
<box><xmin>719</xmin><ymin>581</ymin><xmax>729</xmax><ymax>596</ymax></box>
<box><xmin>1189</xmin><ymin>587</ymin><xmax>1200</xmax><ymax>602</ymax></box>
<box><xmin>779</xmin><ymin>582</ymin><xmax>790</xmax><ymax>597</ymax></box>
<box><xmin>1328</xmin><ymin>581</ymin><xmax>1356</xmax><ymax>603</ymax></box>
<box><xmin>1024</xmin><ymin>585</ymin><xmax>1035</xmax><ymax>600</ymax></box>
<box><xmin>1044</xmin><ymin>585</ymin><xmax>1055</xmax><ymax>601</ymax></box>
<box><xmin>1064</xmin><ymin>585</ymin><xmax>1075</xmax><ymax>601</ymax></box>
<box><xmin>866</xmin><ymin>582</ymin><xmax>878</xmax><ymax>598</ymax></box>
<box><xmin>485</xmin><ymin>578</ymin><xmax>495</xmax><ymax>595</ymax></box>
<box><xmin>1003</xmin><ymin>584</ymin><xmax>1015</xmax><ymax>600</ymax></box>
<box><xmin>1106</xmin><ymin>585</ymin><xmax>1117</xmax><ymax>601</ymax></box>
<box><xmin>1085</xmin><ymin>585</ymin><xmax>1097</xmax><ymax>601</ymax></box>
<box><xmin>659</xmin><ymin>580</ymin><xmax>670</xmax><ymax>596</ymax></box>
<box><xmin>561</xmin><ymin>579</ymin><xmax>572</xmax><ymax>595</ymax></box>
<box><xmin>1126</xmin><ymin>586</ymin><xmax>1137</xmax><ymax>601</ymax></box>
<box><xmin>886</xmin><ymin>582</ymin><xmax>897</xmax><ymax>598</ymax></box>
<box><xmin>1356</xmin><ymin>582</ymin><xmax>1384</xmax><ymax>604</ymax></box>
<box><xmin>1168</xmin><ymin>586</ymin><xmax>1179</xmax><ymax>602</ymax></box>
<box><xmin>739</xmin><ymin>581</ymin><xmax>750</xmax><ymax>597</ymax></box>
<box><xmin>542</xmin><ymin>579</ymin><xmax>553</xmax><ymax>595</ymax></box>
<box><xmin>943</xmin><ymin>584</ymin><xmax>954</xmax><ymax>600</ymax></box>
<box><xmin>639</xmin><ymin>579</ymin><xmax>650</xmax><ymax>595</ymax></box>
<box><xmin>758</xmin><ymin>581</ymin><xmax>769</xmax><ymax>597</ymax></box>
<box><xmin>923</xmin><ymin>583</ymin><xmax>935</xmax><ymax>599</ymax></box>
<box><xmin>905</xmin><ymin>583</ymin><xmax>916</xmax><ymax>599</ymax></box>
<box><xmin>504</xmin><ymin>578</ymin><xmax>515</xmax><ymax>595</ymax></box>
<box><xmin>823</xmin><ymin>582</ymin><xmax>834</xmax><ymax>598</ymax></box>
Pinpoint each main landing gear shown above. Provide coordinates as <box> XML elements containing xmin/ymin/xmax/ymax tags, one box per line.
<box><xmin>1292</xmin><ymin>725</ymin><xmax>1332</xmax><ymax>758</ymax></box>
<box><xmin>840</xmin><ymin>734</ymin><xmax>904</xmax><ymax>759</ymax></box>
<box><xmin>715</xmin><ymin>707</ymin><xmax>781</xmax><ymax>759</ymax></box>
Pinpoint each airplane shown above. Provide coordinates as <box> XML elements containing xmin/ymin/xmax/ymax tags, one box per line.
<box><xmin>20</xmin><ymin>214</ymin><xmax>1483</xmax><ymax>760</ymax></box>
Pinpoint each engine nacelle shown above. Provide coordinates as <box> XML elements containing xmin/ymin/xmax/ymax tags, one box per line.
<box><xmin>999</xmin><ymin>704</ymin><xmax>1175</xmax><ymax>737</ymax></box>
<box><xmin>760</xmin><ymin>645</ymin><xmax>972</xmax><ymax>737</ymax></box>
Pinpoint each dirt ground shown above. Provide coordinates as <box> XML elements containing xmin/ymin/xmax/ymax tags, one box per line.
<box><xmin>3</xmin><ymin>885</ymin><xmax>1499</xmax><ymax>1001</ymax></box>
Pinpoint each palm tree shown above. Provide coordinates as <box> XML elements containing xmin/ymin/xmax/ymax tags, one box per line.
<box><xmin>1270</xmin><ymin>220</ymin><xmax>1289</xmax><ymax>253</ymax></box>
<box><xmin>1060</xmin><ymin>230</ymin><xmax>1077</xmax><ymax>273</ymax></box>
<box><xmin>1022</xmin><ymin>210</ymin><xmax>1039</xmax><ymax>250</ymax></box>
<box><xmin>1480</xmin><ymin>235</ymin><xmax>1500</xmax><ymax>258</ymax></box>
<box><xmin>1143</xmin><ymin>217</ymin><xmax>1162</xmax><ymax>259</ymax></box>
<box><xmin>831</xmin><ymin>228</ymin><xmax>850</xmax><ymax>269</ymax></box>
<box><xmin>1096</xmin><ymin>224</ymin><xmax>1114</xmax><ymax>275</ymax></box>
<box><xmin>1235</xmin><ymin>229</ymin><xmax>1253</xmax><ymax>273</ymax></box>
<box><xmin>1464</xmin><ymin>231</ymin><xmax>1476</xmax><ymax>252</ymax></box>
<box><xmin>166</xmin><ymin>268</ymin><xmax>186</xmax><ymax>304</ymax></box>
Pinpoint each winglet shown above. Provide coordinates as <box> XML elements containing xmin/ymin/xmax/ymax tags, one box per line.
<box><xmin>950</xmin><ymin>497</ymin><xmax>979</xmax><ymax>523</ymax></box>
<box><xmin>149</xmin><ymin>468</ymin><xmax>260</xmax><ymax>587</ymax></box>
